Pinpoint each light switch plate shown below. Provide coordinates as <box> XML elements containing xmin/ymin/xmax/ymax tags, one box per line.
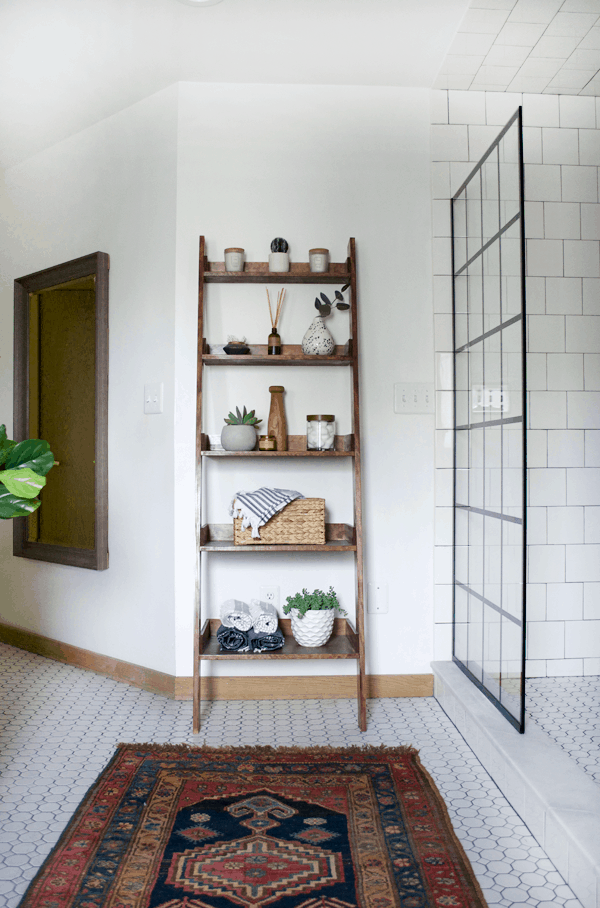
<box><xmin>394</xmin><ymin>382</ymin><xmax>435</xmax><ymax>414</ymax></box>
<box><xmin>144</xmin><ymin>382</ymin><xmax>163</xmax><ymax>414</ymax></box>
<box><xmin>367</xmin><ymin>582</ymin><xmax>389</xmax><ymax>614</ymax></box>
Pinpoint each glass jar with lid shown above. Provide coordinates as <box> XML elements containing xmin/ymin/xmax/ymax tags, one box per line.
<box><xmin>306</xmin><ymin>415</ymin><xmax>335</xmax><ymax>451</ymax></box>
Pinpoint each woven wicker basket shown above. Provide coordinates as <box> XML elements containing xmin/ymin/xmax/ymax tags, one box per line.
<box><xmin>233</xmin><ymin>498</ymin><xmax>325</xmax><ymax>545</ymax></box>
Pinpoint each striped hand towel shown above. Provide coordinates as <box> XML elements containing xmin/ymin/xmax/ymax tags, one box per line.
<box><xmin>229</xmin><ymin>487</ymin><xmax>305</xmax><ymax>539</ymax></box>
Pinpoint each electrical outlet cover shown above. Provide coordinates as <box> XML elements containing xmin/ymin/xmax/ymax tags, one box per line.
<box><xmin>259</xmin><ymin>586</ymin><xmax>280</xmax><ymax>610</ymax></box>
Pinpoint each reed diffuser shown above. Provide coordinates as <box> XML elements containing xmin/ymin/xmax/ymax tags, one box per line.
<box><xmin>266</xmin><ymin>288</ymin><xmax>285</xmax><ymax>355</ymax></box>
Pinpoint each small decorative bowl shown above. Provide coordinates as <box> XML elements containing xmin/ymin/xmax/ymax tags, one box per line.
<box><xmin>223</xmin><ymin>343</ymin><xmax>250</xmax><ymax>355</ymax></box>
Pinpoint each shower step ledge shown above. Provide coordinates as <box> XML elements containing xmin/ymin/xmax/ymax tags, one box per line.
<box><xmin>432</xmin><ymin>661</ymin><xmax>600</xmax><ymax>908</ymax></box>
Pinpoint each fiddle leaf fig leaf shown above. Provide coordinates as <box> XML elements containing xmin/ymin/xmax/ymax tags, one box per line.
<box><xmin>0</xmin><ymin>425</ymin><xmax>16</xmax><ymax>469</ymax></box>
<box><xmin>0</xmin><ymin>468</ymin><xmax>46</xmax><ymax>499</ymax></box>
<box><xmin>0</xmin><ymin>486</ymin><xmax>41</xmax><ymax>519</ymax></box>
<box><xmin>5</xmin><ymin>439</ymin><xmax>52</xmax><ymax>473</ymax></box>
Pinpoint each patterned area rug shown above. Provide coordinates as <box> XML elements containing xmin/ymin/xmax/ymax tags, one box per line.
<box><xmin>19</xmin><ymin>745</ymin><xmax>488</xmax><ymax>908</ymax></box>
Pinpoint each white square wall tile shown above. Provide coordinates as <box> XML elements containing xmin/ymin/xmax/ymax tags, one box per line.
<box><xmin>434</xmin><ymin>622</ymin><xmax>453</xmax><ymax>660</ymax></box>
<box><xmin>434</xmin><ymin>584</ymin><xmax>453</xmax><ymax>623</ymax></box>
<box><xmin>529</xmin><ymin>467</ymin><xmax>567</xmax><ymax>504</ymax></box>
<box><xmin>542</xmin><ymin>127</ymin><xmax>579</xmax><ymax>165</ymax></box>
<box><xmin>526</xmin><ymin>618</ymin><xmax>565</xmax><ymax>657</ymax></box>
<box><xmin>584</xmin><ymin>353</ymin><xmax>600</xmax><ymax>389</ymax></box>
<box><xmin>435</xmin><ymin>352</ymin><xmax>453</xmax><ymax>391</ymax></box>
<box><xmin>468</xmin><ymin>124</ymin><xmax>507</xmax><ymax>161</ymax></box>
<box><xmin>435</xmin><ymin>467</ymin><xmax>454</xmax><ymax>505</ymax></box>
<box><xmin>486</xmin><ymin>91</ymin><xmax>523</xmax><ymax>126</ymax></box>
<box><xmin>527</xmin><ymin>240</ymin><xmax>564</xmax><ymax>276</ymax></box>
<box><xmin>585</xmin><ymin>430</ymin><xmax>600</xmax><ymax>466</ymax></box>
<box><xmin>431</xmin><ymin>124</ymin><xmax>469</xmax><ymax>162</ymax></box>
<box><xmin>566</xmin><ymin>314</ymin><xmax>600</xmax><ymax>351</ymax></box>
<box><xmin>433</xmin><ymin>276</ymin><xmax>453</xmax><ymax>313</ymax></box>
<box><xmin>582</xmin><ymin>278</ymin><xmax>599</xmax><ymax>314</ymax></box>
<box><xmin>526</xmin><ymin>582</ymin><xmax>547</xmax><ymax>621</ymax></box>
<box><xmin>561</xmin><ymin>165</ymin><xmax>598</xmax><ymax>203</ymax></box>
<box><xmin>567</xmin><ymin>466</ymin><xmax>600</xmax><ymax>503</ymax></box>
<box><xmin>434</xmin><ymin>313</ymin><xmax>453</xmax><ymax>351</ymax></box>
<box><xmin>584</xmin><ymin>581</ymin><xmax>600</xmax><ymax>618</ymax></box>
<box><xmin>544</xmin><ymin>202</ymin><xmax>581</xmax><ymax>240</ymax></box>
<box><xmin>430</xmin><ymin>90</ymin><xmax>449</xmax><ymax>125</ymax></box>
<box><xmin>579</xmin><ymin>129</ymin><xmax>600</xmax><ymax>166</ymax></box>
<box><xmin>433</xmin><ymin>238</ymin><xmax>452</xmax><ymax>276</ymax></box>
<box><xmin>547</xmin><ymin>353</ymin><xmax>584</xmax><ymax>390</ymax></box>
<box><xmin>559</xmin><ymin>94</ymin><xmax>597</xmax><ymax>128</ymax></box>
<box><xmin>583</xmin><ymin>656</ymin><xmax>600</xmax><ymax>673</ymax></box>
<box><xmin>564</xmin><ymin>617</ymin><xmax>600</xmax><ymax>655</ymax></box>
<box><xmin>527</xmin><ymin>506</ymin><xmax>547</xmax><ymax>544</ymax></box>
<box><xmin>584</xmin><ymin>505</ymin><xmax>600</xmax><ymax>542</ymax></box>
<box><xmin>529</xmin><ymin>390</ymin><xmax>567</xmax><ymax>428</ymax></box>
<box><xmin>528</xmin><ymin>429</ymin><xmax>548</xmax><ymax>466</ymax></box>
<box><xmin>436</xmin><ymin>391</ymin><xmax>454</xmax><ymax>429</ymax></box>
<box><xmin>525</xmin><ymin>658</ymin><xmax>547</xmax><ymax>677</ymax></box>
<box><xmin>564</xmin><ymin>240</ymin><xmax>600</xmax><ymax>277</ymax></box>
<box><xmin>524</xmin><ymin>201</ymin><xmax>544</xmax><ymax>238</ymax></box>
<box><xmin>524</xmin><ymin>163</ymin><xmax>562</xmax><ymax>201</ymax></box>
<box><xmin>545</xmin><ymin>657</ymin><xmax>584</xmax><ymax>676</ymax></box>
<box><xmin>435</xmin><ymin>507</ymin><xmax>454</xmax><ymax>545</ymax></box>
<box><xmin>433</xmin><ymin>200</ymin><xmax>451</xmax><ymax>237</ymax></box>
<box><xmin>567</xmin><ymin>391</ymin><xmax>600</xmax><ymax>428</ymax></box>
<box><xmin>448</xmin><ymin>90</ymin><xmax>486</xmax><ymax>125</ymax></box>
<box><xmin>547</xmin><ymin>506</ymin><xmax>584</xmax><ymax>543</ymax></box>
<box><xmin>526</xmin><ymin>352</ymin><xmax>547</xmax><ymax>389</ymax></box>
<box><xmin>547</xmin><ymin>429</ymin><xmax>585</xmax><ymax>466</ymax></box>
<box><xmin>528</xmin><ymin>316</ymin><xmax>566</xmax><ymax>353</ymax></box>
<box><xmin>431</xmin><ymin>162</ymin><xmax>451</xmax><ymax>200</ymax></box>
<box><xmin>435</xmin><ymin>430</ymin><xmax>453</xmax><ymax>468</ymax></box>
<box><xmin>581</xmin><ymin>204</ymin><xmax>600</xmax><ymax>240</ymax></box>
<box><xmin>525</xmin><ymin>276</ymin><xmax>546</xmax><ymax>313</ymax></box>
<box><xmin>522</xmin><ymin>93</ymin><xmax>560</xmax><ymax>126</ymax></box>
<box><xmin>545</xmin><ymin>276</ymin><xmax>582</xmax><ymax>314</ymax></box>
<box><xmin>522</xmin><ymin>126</ymin><xmax>543</xmax><ymax>164</ymax></box>
<box><xmin>546</xmin><ymin>581</ymin><xmax>583</xmax><ymax>620</ymax></box>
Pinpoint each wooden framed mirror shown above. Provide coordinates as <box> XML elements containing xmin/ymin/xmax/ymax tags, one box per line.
<box><xmin>13</xmin><ymin>252</ymin><xmax>109</xmax><ymax>570</ymax></box>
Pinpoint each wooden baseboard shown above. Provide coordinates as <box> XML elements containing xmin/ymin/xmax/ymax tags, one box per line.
<box><xmin>0</xmin><ymin>620</ymin><xmax>433</xmax><ymax>701</ymax></box>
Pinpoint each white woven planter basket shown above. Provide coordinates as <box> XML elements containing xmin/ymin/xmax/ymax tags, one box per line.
<box><xmin>290</xmin><ymin>609</ymin><xmax>335</xmax><ymax>647</ymax></box>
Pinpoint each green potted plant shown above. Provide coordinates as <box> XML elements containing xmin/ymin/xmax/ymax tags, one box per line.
<box><xmin>0</xmin><ymin>424</ymin><xmax>55</xmax><ymax>519</ymax></box>
<box><xmin>283</xmin><ymin>586</ymin><xmax>346</xmax><ymax>647</ymax></box>
<box><xmin>221</xmin><ymin>406</ymin><xmax>262</xmax><ymax>452</ymax></box>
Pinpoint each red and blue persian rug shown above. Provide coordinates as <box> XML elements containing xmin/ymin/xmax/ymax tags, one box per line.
<box><xmin>19</xmin><ymin>745</ymin><xmax>488</xmax><ymax>908</ymax></box>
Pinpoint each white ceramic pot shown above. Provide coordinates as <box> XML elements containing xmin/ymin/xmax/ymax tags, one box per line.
<box><xmin>301</xmin><ymin>316</ymin><xmax>335</xmax><ymax>355</ymax></box>
<box><xmin>269</xmin><ymin>252</ymin><xmax>290</xmax><ymax>273</ymax></box>
<box><xmin>221</xmin><ymin>424</ymin><xmax>257</xmax><ymax>452</ymax></box>
<box><xmin>290</xmin><ymin>609</ymin><xmax>335</xmax><ymax>647</ymax></box>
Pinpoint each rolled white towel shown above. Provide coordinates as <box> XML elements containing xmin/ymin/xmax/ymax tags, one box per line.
<box><xmin>250</xmin><ymin>599</ymin><xmax>279</xmax><ymax>635</ymax></box>
<box><xmin>220</xmin><ymin>599</ymin><xmax>254</xmax><ymax>632</ymax></box>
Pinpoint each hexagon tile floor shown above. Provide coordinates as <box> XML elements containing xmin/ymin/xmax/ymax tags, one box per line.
<box><xmin>0</xmin><ymin>643</ymin><xmax>584</xmax><ymax>908</ymax></box>
<box><xmin>526</xmin><ymin>676</ymin><xmax>600</xmax><ymax>786</ymax></box>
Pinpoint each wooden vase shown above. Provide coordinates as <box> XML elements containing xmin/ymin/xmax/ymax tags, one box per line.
<box><xmin>268</xmin><ymin>385</ymin><xmax>287</xmax><ymax>452</ymax></box>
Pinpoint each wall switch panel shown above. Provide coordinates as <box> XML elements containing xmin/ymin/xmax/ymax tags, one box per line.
<box><xmin>144</xmin><ymin>382</ymin><xmax>163</xmax><ymax>414</ymax></box>
<box><xmin>394</xmin><ymin>382</ymin><xmax>435</xmax><ymax>414</ymax></box>
<box><xmin>367</xmin><ymin>582</ymin><xmax>389</xmax><ymax>614</ymax></box>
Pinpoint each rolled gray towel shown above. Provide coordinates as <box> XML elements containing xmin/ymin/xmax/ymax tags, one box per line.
<box><xmin>250</xmin><ymin>599</ymin><xmax>279</xmax><ymax>634</ymax></box>
<box><xmin>249</xmin><ymin>628</ymin><xmax>285</xmax><ymax>653</ymax></box>
<box><xmin>216</xmin><ymin>624</ymin><xmax>250</xmax><ymax>652</ymax></box>
<box><xmin>220</xmin><ymin>599</ymin><xmax>253</xmax><ymax>632</ymax></box>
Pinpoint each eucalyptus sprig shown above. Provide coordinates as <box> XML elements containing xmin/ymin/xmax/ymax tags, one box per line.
<box><xmin>314</xmin><ymin>283</ymin><xmax>350</xmax><ymax>317</ymax></box>
<box><xmin>224</xmin><ymin>406</ymin><xmax>262</xmax><ymax>427</ymax></box>
<box><xmin>283</xmin><ymin>586</ymin><xmax>346</xmax><ymax>618</ymax></box>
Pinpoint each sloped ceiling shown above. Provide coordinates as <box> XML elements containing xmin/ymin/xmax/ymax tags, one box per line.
<box><xmin>0</xmin><ymin>0</ymin><xmax>470</xmax><ymax>170</ymax></box>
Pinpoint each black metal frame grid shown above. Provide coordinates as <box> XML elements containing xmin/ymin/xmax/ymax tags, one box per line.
<box><xmin>450</xmin><ymin>108</ymin><xmax>527</xmax><ymax>734</ymax></box>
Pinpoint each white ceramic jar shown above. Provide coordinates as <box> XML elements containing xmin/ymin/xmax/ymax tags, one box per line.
<box><xmin>268</xmin><ymin>252</ymin><xmax>290</xmax><ymax>272</ymax></box>
<box><xmin>306</xmin><ymin>415</ymin><xmax>335</xmax><ymax>450</ymax></box>
<box><xmin>224</xmin><ymin>248</ymin><xmax>245</xmax><ymax>272</ymax></box>
<box><xmin>309</xmin><ymin>248</ymin><xmax>329</xmax><ymax>273</ymax></box>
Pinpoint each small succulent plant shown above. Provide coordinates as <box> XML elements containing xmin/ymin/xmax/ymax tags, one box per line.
<box><xmin>283</xmin><ymin>586</ymin><xmax>347</xmax><ymax>618</ymax></box>
<box><xmin>314</xmin><ymin>283</ymin><xmax>350</xmax><ymax>317</ymax></box>
<box><xmin>270</xmin><ymin>237</ymin><xmax>289</xmax><ymax>253</ymax></box>
<box><xmin>224</xmin><ymin>406</ymin><xmax>262</xmax><ymax>427</ymax></box>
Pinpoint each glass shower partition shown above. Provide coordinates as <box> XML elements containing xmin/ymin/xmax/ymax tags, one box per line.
<box><xmin>451</xmin><ymin>108</ymin><xmax>527</xmax><ymax>733</ymax></box>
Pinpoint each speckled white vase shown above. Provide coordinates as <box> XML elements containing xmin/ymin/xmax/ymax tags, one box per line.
<box><xmin>301</xmin><ymin>317</ymin><xmax>335</xmax><ymax>356</ymax></box>
<box><xmin>290</xmin><ymin>609</ymin><xmax>335</xmax><ymax>647</ymax></box>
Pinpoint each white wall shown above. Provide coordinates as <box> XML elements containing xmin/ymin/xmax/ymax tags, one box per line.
<box><xmin>430</xmin><ymin>88</ymin><xmax>600</xmax><ymax>677</ymax></box>
<box><xmin>0</xmin><ymin>86</ymin><xmax>179</xmax><ymax>674</ymax></box>
<box><xmin>1</xmin><ymin>81</ymin><xmax>436</xmax><ymax>681</ymax></box>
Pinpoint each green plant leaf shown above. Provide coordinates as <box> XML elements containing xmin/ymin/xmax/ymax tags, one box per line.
<box><xmin>319</xmin><ymin>293</ymin><xmax>331</xmax><ymax>305</ymax></box>
<box><xmin>341</xmin><ymin>283</ymin><xmax>350</xmax><ymax>292</ymax></box>
<box><xmin>5</xmin><ymin>439</ymin><xmax>52</xmax><ymax>472</ymax></box>
<box><xmin>243</xmin><ymin>405</ymin><xmax>247</xmax><ymax>419</ymax></box>
<box><xmin>317</xmin><ymin>303</ymin><xmax>331</xmax><ymax>316</ymax></box>
<box><xmin>0</xmin><ymin>425</ymin><xmax>16</xmax><ymax>468</ymax></box>
<box><xmin>0</xmin><ymin>485</ymin><xmax>41</xmax><ymax>519</ymax></box>
<box><xmin>335</xmin><ymin>290</ymin><xmax>344</xmax><ymax>301</ymax></box>
<box><xmin>335</xmin><ymin>303</ymin><xmax>350</xmax><ymax>311</ymax></box>
<box><xmin>236</xmin><ymin>406</ymin><xmax>242</xmax><ymax>422</ymax></box>
<box><xmin>0</xmin><ymin>468</ymin><xmax>47</xmax><ymax>499</ymax></box>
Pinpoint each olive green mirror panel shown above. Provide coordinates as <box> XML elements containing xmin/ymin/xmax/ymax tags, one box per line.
<box><xmin>13</xmin><ymin>252</ymin><xmax>109</xmax><ymax>570</ymax></box>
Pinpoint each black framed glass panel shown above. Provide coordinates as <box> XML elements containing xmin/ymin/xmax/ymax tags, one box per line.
<box><xmin>451</xmin><ymin>108</ymin><xmax>527</xmax><ymax>733</ymax></box>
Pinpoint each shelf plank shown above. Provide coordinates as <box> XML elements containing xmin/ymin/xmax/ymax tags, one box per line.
<box><xmin>201</xmin><ymin>433</ymin><xmax>354</xmax><ymax>457</ymax></box>
<box><xmin>199</xmin><ymin>618</ymin><xmax>360</xmax><ymax>660</ymax></box>
<box><xmin>199</xmin><ymin>523</ymin><xmax>356</xmax><ymax>553</ymax></box>
<box><xmin>203</xmin><ymin>343</ymin><xmax>353</xmax><ymax>366</ymax></box>
<box><xmin>204</xmin><ymin>261</ymin><xmax>351</xmax><ymax>284</ymax></box>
